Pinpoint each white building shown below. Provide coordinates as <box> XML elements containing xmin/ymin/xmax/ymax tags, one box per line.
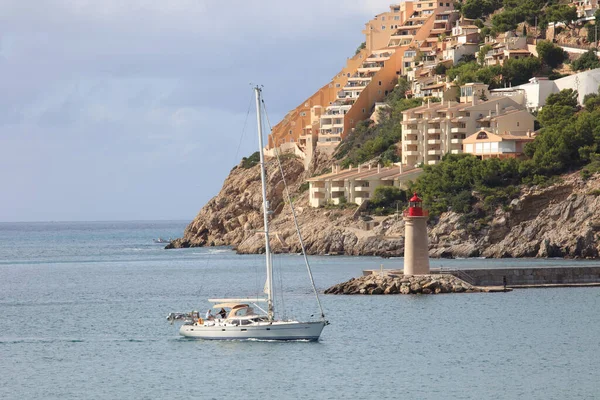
<box><xmin>308</xmin><ymin>164</ymin><xmax>423</xmax><ymax>207</ymax></box>
<box><xmin>490</xmin><ymin>68</ymin><xmax>600</xmax><ymax>111</ymax></box>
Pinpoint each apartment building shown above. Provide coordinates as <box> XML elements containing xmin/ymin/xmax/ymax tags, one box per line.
<box><xmin>463</xmin><ymin>130</ymin><xmax>535</xmax><ymax>159</ymax></box>
<box><xmin>489</xmin><ymin>68</ymin><xmax>600</xmax><ymax>111</ymax></box>
<box><xmin>388</xmin><ymin>0</ymin><xmax>458</xmax><ymax>74</ymax></box>
<box><xmin>363</xmin><ymin>3</ymin><xmax>416</xmax><ymax>52</ymax></box>
<box><xmin>401</xmin><ymin>83</ymin><xmax>535</xmax><ymax>166</ymax></box>
<box><xmin>315</xmin><ymin>49</ymin><xmax>404</xmax><ymax>155</ymax></box>
<box><xmin>308</xmin><ymin>164</ymin><xmax>423</xmax><ymax>207</ymax></box>
<box><xmin>266</xmin><ymin>5</ymin><xmax>411</xmax><ymax>159</ymax></box>
<box><xmin>442</xmin><ymin>20</ymin><xmax>481</xmax><ymax>64</ymax></box>
<box><xmin>573</xmin><ymin>0</ymin><xmax>598</xmax><ymax>18</ymax></box>
<box><xmin>482</xmin><ymin>32</ymin><xmax>530</xmax><ymax>66</ymax></box>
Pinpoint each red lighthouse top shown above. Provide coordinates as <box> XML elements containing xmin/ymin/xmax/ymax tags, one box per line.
<box><xmin>406</xmin><ymin>192</ymin><xmax>427</xmax><ymax>217</ymax></box>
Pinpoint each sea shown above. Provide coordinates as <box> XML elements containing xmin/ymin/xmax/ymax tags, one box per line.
<box><xmin>1</xmin><ymin>220</ymin><xmax>599</xmax><ymax>400</ymax></box>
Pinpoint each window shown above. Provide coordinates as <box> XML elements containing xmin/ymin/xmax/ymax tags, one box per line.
<box><xmin>382</xmin><ymin>16</ymin><xmax>386</xmax><ymax>21</ymax></box>
<box><xmin>382</xmin><ymin>25</ymin><xmax>386</xmax><ymax>29</ymax></box>
<box><xmin>517</xmin><ymin>122</ymin><xmax>520</xmax><ymax>127</ymax></box>
<box><xmin>378</xmin><ymin>81</ymin><xmax>382</xmax><ymax>86</ymax></box>
<box><xmin>429</xmin><ymin>3</ymin><xmax>433</xmax><ymax>6</ymax></box>
<box><xmin>394</xmin><ymin>16</ymin><xmax>400</xmax><ymax>20</ymax></box>
<box><xmin>439</xmin><ymin>2</ymin><xmax>443</xmax><ymax>5</ymax></box>
<box><xmin>446</xmin><ymin>2</ymin><xmax>450</xmax><ymax>5</ymax></box>
<box><xmin>362</xmin><ymin>108</ymin><xmax>366</xmax><ymax>113</ymax></box>
<box><xmin>335</xmin><ymin>83</ymin><xmax>341</xmax><ymax>87</ymax></box>
<box><xmin>300</xmin><ymin>112</ymin><xmax>306</xmax><ymax>117</ymax></box>
<box><xmin>289</xmin><ymin>130</ymin><xmax>292</xmax><ymax>134</ymax></box>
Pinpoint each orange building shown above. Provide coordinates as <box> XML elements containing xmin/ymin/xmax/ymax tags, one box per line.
<box><xmin>266</xmin><ymin>2</ymin><xmax>457</xmax><ymax>168</ymax></box>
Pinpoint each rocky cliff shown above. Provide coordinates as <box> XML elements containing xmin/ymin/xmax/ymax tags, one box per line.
<box><xmin>169</xmin><ymin>157</ymin><xmax>600</xmax><ymax>259</ymax></box>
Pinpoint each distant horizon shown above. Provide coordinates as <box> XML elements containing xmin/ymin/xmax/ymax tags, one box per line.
<box><xmin>0</xmin><ymin>1</ymin><xmax>391</xmax><ymax>222</ymax></box>
<box><xmin>0</xmin><ymin>218</ymin><xmax>192</xmax><ymax>224</ymax></box>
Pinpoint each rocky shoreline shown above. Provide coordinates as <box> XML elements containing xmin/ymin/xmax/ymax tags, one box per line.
<box><xmin>324</xmin><ymin>274</ymin><xmax>492</xmax><ymax>295</ymax></box>
<box><xmin>168</xmin><ymin>153</ymin><xmax>600</xmax><ymax>259</ymax></box>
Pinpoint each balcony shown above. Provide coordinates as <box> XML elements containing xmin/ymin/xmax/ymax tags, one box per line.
<box><xmin>428</xmin><ymin>149</ymin><xmax>443</xmax><ymax>155</ymax></box>
<box><xmin>427</xmin><ymin>160</ymin><xmax>439</xmax><ymax>165</ymax></box>
<box><xmin>404</xmin><ymin>150</ymin><xmax>420</xmax><ymax>156</ymax></box>
<box><xmin>311</xmin><ymin>186</ymin><xmax>326</xmax><ymax>193</ymax></box>
<box><xmin>427</xmin><ymin>139</ymin><xmax>441</xmax><ymax>145</ymax></box>
<box><xmin>344</xmin><ymin>83</ymin><xmax>367</xmax><ymax>90</ymax></box>
<box><xmin>450</xmin><ymin>149</ymin><xmax>463</xmax><ymax>154</ymax></box>
<box><xmin>403</xmin><ymin>128</ymin><xmax>419</xmax><ymax>135</ymax></box>
<box><xmin>330</xmin><ymin>185</ymin><xmax>345</xmax><ymax>192</ymax></box>
<box><xmin>427</xmin><ymin>128</ymin><xmax>441</xmax><ymax>134</ymax></box>
<box><xmin>354</xmin><ymin>185</ymin><xmax>370</xmax><ymax>191</ymax></box>
<box><xmin>404</xmin><ymin>139</ymin><xmax>419</xmax><ymax>145</ymax></box>
<box><xmin>450</xmin><ymin>138</ymin><xmax>463</xmax><ymax>144</ymax></box>
<box><xmin>450</xmin><ymin>127</ymin><xmax>466</xmax><ymax>133</ymax></box>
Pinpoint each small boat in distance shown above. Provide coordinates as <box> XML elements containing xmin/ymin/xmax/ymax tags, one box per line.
<box><xmin>153</xmin><ymin>238</ymin><xmax>171</xmax><ymax>244</ymax></box>
<box><xmin>167</xmin><ymin>86</ymin><xmax>328</xmax><ymax>341</ymax></box>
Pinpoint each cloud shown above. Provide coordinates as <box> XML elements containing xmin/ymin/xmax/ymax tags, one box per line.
<box><xmin>0</xmin><ymin>0</ymin><xmax>393</xmax><ymax>221</ymax></box>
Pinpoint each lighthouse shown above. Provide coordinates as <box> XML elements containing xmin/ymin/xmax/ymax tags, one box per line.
<box><xmin>403</xmin><ymin>193</ymin><xmax>430</xmax><ymax>276</ymax></box>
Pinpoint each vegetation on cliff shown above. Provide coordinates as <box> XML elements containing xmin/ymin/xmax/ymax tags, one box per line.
<box><xmin>413</xmin><ymin>86</ymin><xmax>600</xmax><ymax>218</ymax></box>
<box><xmin>334</xmin><ymin>80</ymin><xmax>422</xmax><ymax>168</ymax></box>
<box><xmin>455</xmin><ymin>0</ymin><xmax>574</xmax><ymax>33</ymax></box>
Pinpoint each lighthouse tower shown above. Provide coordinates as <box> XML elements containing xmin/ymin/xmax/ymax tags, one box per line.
<box><xmin>403</xmin><ymin>193</ymin><xmax>430</xmax><ymax>276</ymax></box>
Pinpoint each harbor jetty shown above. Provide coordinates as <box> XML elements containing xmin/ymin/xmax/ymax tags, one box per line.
<box><xmin>324</xmin><ymin>273</ymin><xmax>506</xmax><ymax>295</ymax></box>
<box><xmin>325</xmin><ymin>265</ymin><xmax>600</xmax><ymax>295</ymax></box>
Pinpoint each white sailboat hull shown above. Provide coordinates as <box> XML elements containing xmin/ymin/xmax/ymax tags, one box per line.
<box><xmin>179</xmin><ymin>320</ymin><xmax>325</xmax><ymax>341</ymax></box>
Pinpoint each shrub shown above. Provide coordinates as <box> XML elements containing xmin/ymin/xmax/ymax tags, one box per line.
<box><xmin>241</xmin><ymin>152</ymin><xmax>260</xmax><ymax>169</ymax></box>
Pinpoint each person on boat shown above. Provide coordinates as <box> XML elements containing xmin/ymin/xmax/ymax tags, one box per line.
<box><xmin>218</xmin><ymin>308</ymin><xmax>227</xmax><ymax>319</ymax></box>
<box><xmin>205</xmin><ymin>309</ymin><xmax>214</xmax><ymax>320</ymax></box>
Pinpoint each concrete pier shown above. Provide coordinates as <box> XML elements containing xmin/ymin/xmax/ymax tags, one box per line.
<box><xmin>363</xmin><ymin>266</ymin><xmax>600</xmax><ymax>288</ymax></box>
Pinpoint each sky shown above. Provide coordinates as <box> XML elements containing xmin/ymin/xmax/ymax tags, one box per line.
<box><xmin>0</xmin><ymin>0</ymin><xmax>393</xmax><ymax>222</ymax></box>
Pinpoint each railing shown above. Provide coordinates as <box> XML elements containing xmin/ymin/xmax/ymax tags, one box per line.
<box><xmin>439</xmin><ymin>267</ymin><xmax>476</xmax><ymax>285</ymax></box>
<box><xmin>402</xmin><ymin>210</ymin><xmax>430</xmax><ymax>217</ymax></box>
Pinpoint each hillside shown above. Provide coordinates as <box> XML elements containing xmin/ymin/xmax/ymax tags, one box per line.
<box><xmin>169</xmin><ymin>153</ymin><xmax>600</xmax><ymax>258</ymax></box>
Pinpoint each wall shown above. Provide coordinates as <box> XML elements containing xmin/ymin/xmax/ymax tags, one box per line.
<box><xmin>341</xmin><ymin>49</ymin><xmax>404</xmax><ymax>141</ymax></box>
<box><xmin>455</xmin><ymin>267</ymin><xmax>600</xmax><ymax>286</ymax></box>
<box><xmin>495</xmin><ymin>110</ymin><xmax>535</xmax><ymax>133</ymax></box>
<box><xmin>268</xmin><ymin>48</ymin><xmax>370</xmax><ymax>149</ymax></box>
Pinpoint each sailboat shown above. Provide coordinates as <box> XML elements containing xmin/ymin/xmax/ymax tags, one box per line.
<box><xmin>169</xmin><ymin>86</ymin><xmax>328</xmax><ymax>341</ymax></box>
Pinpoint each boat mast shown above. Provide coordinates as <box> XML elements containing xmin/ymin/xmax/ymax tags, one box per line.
<box><xmin>254</xmin><ymin>86</ymin><xmax>274</xmax><ymax>321</ymax></box>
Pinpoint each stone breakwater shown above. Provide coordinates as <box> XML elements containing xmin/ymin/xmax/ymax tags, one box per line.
<box><xmin>324</xmin><ymin>274</ymin><xmax>485</xmax><ymax>295</ymax></box>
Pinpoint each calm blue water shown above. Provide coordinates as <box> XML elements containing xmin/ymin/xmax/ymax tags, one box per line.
<box><xmin>1</xmin><ymin>221</ymin><xmax>599</xmax><ymax>399</ymax></box>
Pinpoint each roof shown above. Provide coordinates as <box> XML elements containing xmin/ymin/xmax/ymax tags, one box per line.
<box><xmin>410</xmin><ymin>193</ymin><xmax>422</xmax><ymax>202</ymax></box>
<box><xmin>307</xmin><ymin>167</ymin><xmax>360</xmax><ymax>182</ymax></box>
<box><xmin>423</xmin><ymin>83</ymin><xmax>445</xmax><ymax>90</ymax></box>
<box><xmin>463</xmin><ymin>130</ymin><xmax>535</xmax><ymax>144</ymax></box>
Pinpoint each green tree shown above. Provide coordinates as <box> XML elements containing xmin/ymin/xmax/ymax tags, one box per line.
<box><xmin>501</xmin><ymin>57</ymin><xmax>542</xmax><ymax>86</ymax></box>
<box><xmin>370</xmin><ymin>186</ymin><xmax>407</xmax><ymax>209</ymax></box>
<box><xmin>586</xmin><ymin>22</ymin><xmax>599</xmax><ymax>45</ymax></box>
<box><xmin>536</xmin><ymin>40</ymin><xmax>568</xmax><ymax>68</ymax></box>
<box><xmin>571</xmin><ymin>50</ymin><xmax>600</xmax><ymax>71</ymax></box>
<box><xmin>478</xmin><ymin>44</ymin><xmax>493</xmax><ymax>65</ymax></box>
<box><xmin>546</xmin><ymin>4</ymin><xmax>577</xmax><ymax>29</ymax></box>
<box><xmin>355</xmin><ymin>42</ymin><xmax>366</xmax><ymax>55</ymax></box>
<box><xmin>434</xmin><ymin>63</ymin><xmax>448</xmax><ymax>75</ymax></box>
<box><xmin>537</xmin><ymin>89</ymin><xmax>579</xmax><ymax>127</ymax></box>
